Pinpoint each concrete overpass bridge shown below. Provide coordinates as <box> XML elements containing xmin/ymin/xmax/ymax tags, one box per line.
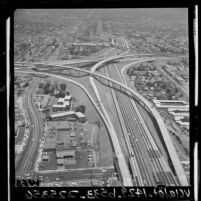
<box><xmin>14</xmin><ymin>53</ymin><xmax>154</xmax><ymax>68</ymax></box>
<box><xmin>15</xmin><ymin>57</ymin><xmax>188</xmax><ymax>186</ymax></box>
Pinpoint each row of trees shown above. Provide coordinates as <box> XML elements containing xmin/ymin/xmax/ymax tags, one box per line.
<box><xmin>38</xmin><ymin>82</ymin><xmax>68</xmax><ymax>96</ymax></box>
<box><xmin>75</xmin><ymin>105</ymin><xmax>85</xmax><ymax>113</ymax></box>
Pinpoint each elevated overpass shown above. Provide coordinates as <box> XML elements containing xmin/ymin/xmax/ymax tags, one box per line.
<box><xmin>14</xmin><ymin>53</ymin><xmax>153</xmax><ymax>68</ymax></box>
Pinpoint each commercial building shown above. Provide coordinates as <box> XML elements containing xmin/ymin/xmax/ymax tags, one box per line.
<box><xmin>52</xmin><ymin>96</ymin><xmax>71</xmax><ymax>112</ymax></box>
<box><xmin>52</xmin><ymin>102</ymin><xmax>70</xmax><ymax>111</ymax></box>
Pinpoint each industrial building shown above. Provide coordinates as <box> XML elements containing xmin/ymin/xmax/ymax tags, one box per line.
<box><xmin>52</xmin><ymin>96</ymin><xmax>71</xmax><ymax>112</ymax></box>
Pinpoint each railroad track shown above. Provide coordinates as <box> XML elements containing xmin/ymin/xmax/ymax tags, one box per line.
<box><xmin>16</xmin><ymin>78</ymin><xmax>44</xmax><ymax>175</ymax></box>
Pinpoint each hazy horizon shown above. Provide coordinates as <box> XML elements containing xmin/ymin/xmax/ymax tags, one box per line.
<box><xmin>15</xmin><ymin>8</ymin><xmax>188</xmax><ymax>24</ymax></box>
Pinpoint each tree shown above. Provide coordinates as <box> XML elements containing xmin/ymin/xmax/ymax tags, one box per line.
<box><xmin>75</xmin><ymin>105</ymin><xmax>86</xmax><ymax>113</ymax></box>
<box><xmin>58</xmin><ymin>91</ymin><xmax>66</xmax><ymax>98</ymax></box>
<box><xmin>166</xmin><ymin>88</ymin><xmax>171</xmax><ymax>93</ymax></box>
<box><xmin>24</xmin><ymin>82</ymin><xmax>29</xmax><ymax>87</ymax></box>
<box><xmin>44</xmin><ymin>83</ymin><xmax>50</xmax><ymax>94</ymax></box>
<box><xmin>60</xmin><ymin>83</ymin><xmax>66</xmax><ymax>91</ymax></box>
<box><xmin>38</xmin><ymin>83</ymin><xmax>44</xmax><ymax>89</ymax></box>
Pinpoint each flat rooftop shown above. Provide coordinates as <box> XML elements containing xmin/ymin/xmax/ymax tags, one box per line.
<box><xmin>48</xmin><ymin>121</ymin><xmax>70</xmax><ymax>130</ymax></box>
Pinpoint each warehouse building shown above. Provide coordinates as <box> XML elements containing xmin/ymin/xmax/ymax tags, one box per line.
<box><xmin>52</xmin><ymin>102</ymin><xmax>70</xmax><ymax>112</ymax></box>
<box><xmin>153</xmin><ymin>99</ymin><xmax>189</xmax><ymax>109</ymax></box>
<box><xmin>48</xmin><ymin>111</ymin><xmax>86</xmax><ymax>122</ymax></box>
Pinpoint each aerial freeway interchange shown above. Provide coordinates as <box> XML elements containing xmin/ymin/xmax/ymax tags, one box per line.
<box><xmin>15</xmin><ymin>35</ymin><xmax>189</xmax><ymax>187</ymax></box>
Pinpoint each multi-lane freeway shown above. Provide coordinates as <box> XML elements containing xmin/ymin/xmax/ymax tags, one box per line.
<box><xmin>105</xmin><ymin>63</ymin><xmax>178</xmax><ymax>186</ymax></box>
<box><xmin>89</xmin><ymin>43</ymin><xmax>179</xmax><ymax>186</ymax></box>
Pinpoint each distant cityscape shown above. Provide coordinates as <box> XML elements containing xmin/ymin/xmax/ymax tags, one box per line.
<box><xmin>14</xmin><ymin>9</ymin><xmax>189</xmax><ymax>187</ymax></box>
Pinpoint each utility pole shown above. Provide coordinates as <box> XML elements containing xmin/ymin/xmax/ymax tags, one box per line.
<box><xmin>97</xmin><ymin>121</ymin><xmax>100</xmax><ymax>150</ymax></box>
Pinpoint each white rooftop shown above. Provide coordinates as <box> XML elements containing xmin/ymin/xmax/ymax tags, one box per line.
<box><xmin>75</xmin><ymin>112</ymin><xmax>85</xmax><ymax>118</ymax></box>
<box><xmin>50</xmin><ymin>111</ymin><xmax>75</xmax><ymax>118</ymax></box>
<box><xmin>52</xmin><ymin>104</ymin><xmax>66</xmax><ymax>108</ymax></box>
<box><xmin>58</xmin><ymin>98</ymin><xmax>64</xmax><ymax>103</ymax></box>
<box><xmin>64</xmin><ymin>95</ymin><xmax>72</xmax><ymax>100</ymax></box>
<box><xmin>153</xmin><ymin>99</ymin><xmax>187</xmax><ymax>103</ymax></box>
